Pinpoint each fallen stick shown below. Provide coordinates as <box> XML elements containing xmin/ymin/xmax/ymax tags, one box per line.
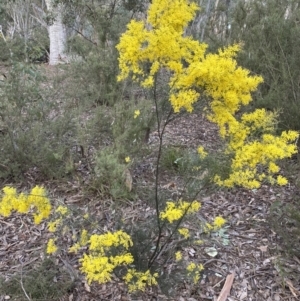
<box><xmin>217</xmin><ymin>272</ymin><xmax>235</xmax><ymax>301</ymax></box>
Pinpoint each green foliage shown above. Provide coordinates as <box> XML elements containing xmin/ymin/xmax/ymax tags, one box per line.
<box><xmin>160</xmin><ymin>146</ymin><xmax>187</xmax><ymax>172</ymax></box>
<box><xmin>63</xmin><ymin>0</ymin><xmax>134</xmax><ymax>106</ymax></box>
<box><xmin>0</xmin><ymin>0</ymin><xmax>50</xmax><ymax>64</ymax></box>
<box><xmin>0</xmin><ymin>258</ymin><xmax>74</xmax><ymax>301</ymax></box>
<box><xmin>0</xmin><ymin>38</ymin><xmax>11</xmax><ymax>62</ymax></box>
<box><xmin>66</xmin><ymin>48</ymin><xmax>122</xmax><ymax>106</ymax></box>
<box><xmin>0</xmin><ymin>63</ymin><xmax>75</xmax><ymax>179</ymax></box>
<box><xmin>0</xmin><ymin>36</ymin><xmax>48</xmax><ymax>64</ymax></box>
<box><xmin>72</xmin><ymin>92</ymin><xmax>155</xmax><ymax>200</ymax></box>
<box><xmin>112</xmin><ymin>96</ymin><xmax>154</xmax><ymax>154</ymax></box>
<box><xmin>228</xmin><ymin>0</ymin><xmax>300</xmax><ymax>131</ymax></box>
<box><xmin>92</xmin><ymin>147</ymin><xmax>133</xmax><ymax>199</ymax></box>
<box><xmin>270</xmin><ymin>199</ymin><xmax>300</xmax><ymax>257</ymax></box>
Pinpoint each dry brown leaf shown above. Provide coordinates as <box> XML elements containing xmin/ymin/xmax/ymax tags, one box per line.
<box><xmin>217</xmin><ymin>272</ymin><xmax>235</xmax><ymax>301</ymax></box>
<box><xmin>258</xmin><ymin>245</ymin><xmax>268</xmax><ymax>252</ymax></box>
<box><xmin>84</xmin><ymin>281</ymin><xmax>91</xmax><ymax>292</ymax></box>
<box><xmin>162</xmin><ymin>182</ymin><xmax>176</xmax><ymax>189</ymax></box>
<box><xmin>274</xmin><ymin>294</ymin><xmax>280</xmax><ymax>301</ymax></box>
<box><xmin>284</xmin><ymin>278</ymin><xmax>300</xmax><ymax>297</ymax></box>
<box><xmin>124</xmin><ymin>169</ymin><xmax>132</xmax><ymax>191</ymax></box>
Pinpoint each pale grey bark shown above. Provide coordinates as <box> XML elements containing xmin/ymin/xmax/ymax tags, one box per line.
<box><xmin>45</xmin><ymin>0</ymin><xmax>67</xmax><ymax>65</ymax></box>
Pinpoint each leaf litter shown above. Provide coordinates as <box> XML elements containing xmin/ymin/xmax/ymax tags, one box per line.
<box><xmin>0</xmin><ymin>113</ymin><xmax>300</xmax><ymax>300</ymax></box>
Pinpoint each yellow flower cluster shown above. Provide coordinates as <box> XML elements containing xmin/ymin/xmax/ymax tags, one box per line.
<box><xmin>46</xmin><ymin>238</ymin><xmax>57</xmax><ymax>254</ymax></box>
<box><xmin>208</xmin><ymin>82</ymin><xmax>298</xmax><ymax>188</ymax></box>
<box><xmin>79</xmin><ymin>230</ymin><xmax>158</xmax><ymax>291</ymax></box>
<box><xmin>47</xmin><ymin>205</ymin><xmax>69</xmax><ymax>232</ymax></box>
<box><xmin>178</xmin><ymin>227</ymin><xmax>190</xmax><ymax>239</ymax></box>
<box><xmin>213</xmin><ymin>216</ymin><xmax>226</xmax><ymax>229</ymax></box>
<box><xmin>175</xmin><ymin>251</ymin><xmax>182</xmax><ymax>261</ymax></box>
<box><xmin>204</xmin><ymin>216</ymin><xmax>226</xmax><ymax>232</ymax></box>
<box><xmin>134</xmin><ymin>110</ymin><xmax>140</xmax><ymax>119</ymax></box>
<box><xmin>48</xmin><ymin>218</ymin><xmax>61</xmax><ymax>232</ymax></box>
<box><xmin>80</xmin><ymin>230</ymin><xmax>134</xmax><ymax>284</ymax></box>
<box><xmin>0</xmin><ymin>186</ymin><xmax>51</xmax><ymax>225</ymax></box>
<box><xmin>160</xmin><ymin>200</ymin><xmax>201</xmax><ymax>223</ymax></box>
<box><xmin>117</xmin><ymin>0</ymin><xmax>261</xmax><ymax>114</ymax></box>
<box><xmin>116</xmin><ymin>0</ymin><xmax>205</xmax><ymax>112</ymax></box>
<box><xmin>186</xmin><ymin>262</ymin><xmax>204</xmax><ymax>284</ymax></box>
<box><xmin>55</xmin><ymin>205</ymin><xmax>68</xmax><ymax>215</ymax></box>
<box><xmin>214</xmin><ymin>128</ymin><xmax>298</xmax><ymax>188</ymax></box>
<box><xmin>123</xmin><ymin>269</ymin><xmax>158</xmax><ymax>292</ymax></box>
<box><xmin>197</xmin><ymin>146</ymin><xmax>207</xmax><ymax>158</ymax></box>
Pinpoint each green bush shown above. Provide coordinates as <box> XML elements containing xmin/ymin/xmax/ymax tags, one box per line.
<box><xmin>0</xmin><ymin>258</ymin><xmax>74</xmax><ymax>301</ymax></box>
<box><xmin>160</xmin><ymin>146</ymin><xmax>186</xmax><ymax>172</ymax></box>
<box><xmin>112</xmin><ymin>96</ymin><xmax>154</xmax><ymax>155</ymax></box>
<box><xmin>92</xmin><ymin>147</ymin><xmax>133</xmax><ymax>200</ymax></box>
<box><xmin>63</xmin><ymin>0</ymin><xmax>134</xmax><ymax>107</ymax></box>
<box><xmin>270</xmin><ymin>200</ymin><xmax>300</xmax><ymax>257</ymax></box>
<box><xmin>0</xmin><ymin>31</ymin><xmax>49</xmax><ymax>64</ymax></box>
<box><xmin>0</xmin><ymin>63</ymin><xmax>76</xmax><ymax>179</ymax></box>
<box><xmin>66</xmin><ymin>48</ymin><xmax>122</xmax><ymax>106</ymax></box>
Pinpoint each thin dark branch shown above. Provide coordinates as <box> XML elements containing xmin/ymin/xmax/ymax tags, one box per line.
<box><xmin>148</xmin><ymin>182</ymin><xmax>209</xmax><ymax>268</ymax></box>
<box><xmin>71</xmin><ymin>27</ymin><xmax>98</xmax><ymax>45</ymax></box>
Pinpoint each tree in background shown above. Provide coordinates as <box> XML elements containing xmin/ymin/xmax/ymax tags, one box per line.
<box><xmin>0</xmin><ymin>0</ymin><xmax>49</xmax><ymax>63</ymax></box>
<box><xmin>45</xmin><ymin>0</ymin><xmax>67</xmax><ymax>65</ymax></box>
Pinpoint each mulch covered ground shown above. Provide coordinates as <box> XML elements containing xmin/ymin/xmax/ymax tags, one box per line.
<box><xmin>1</xmin><ymin>113</ymin><xmax>300</xmax><ymax>301</ymax></box>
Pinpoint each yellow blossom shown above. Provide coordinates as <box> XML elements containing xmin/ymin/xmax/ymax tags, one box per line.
<box><xmin>110</xmin><ymin>253</ymin><xmax>134</xmax><ymax>266</ymax></box>
<box><xmin>0</xmin><ymin>186</ymin><xmax>51</xmax><ymax>224</ymax></box>
<box><xmin>55</xmin><ymin>205</ymin><xmax>68</xmax><ymax>215</ymax></box>
<box><xmin>186</xmin><ymin>262</ymin><xmax>197</xmax><ymax>272</ymax></box>
<box><xmin>46</xmin><ymin>239</ymin><xmax>58</xmax><ymax>254</ymax></box>
<box><xmin>204</xmin><ymin>222</ymin><xmax>213</xmax><ymax>232</ymax></box>
<box><xmin>80</xmin><ymin>254</ymin><xmax>115</xmax><ymax>284</ymax></box>
<box><xmin>0</xmin><ymin>186</ymin><xmax>17</xmax><ymax>217</ymax></box>
<box><xmin>79</xmin><ymin>230</ymin><xmax>136</xmax><ymax>286</ymax></box>
<box><xmin>17</xmin><ymin>193</ymin><xmax>30</xmax><ymax>213</ymax></box>
<box><xmin>213</xmin><ymin>216</ymin><xmax>226</xmax><ymax>229</ymax></box>
<box><xmin>186</xmin><ymin>262</ymin><xmax>204</xmax><ymax>284</ymax></box>
<box><xmin>175</xmin><ymin>251</ymin><xmax>182</xmax><ymax>261</ymax></box>
<box><xmin>178</xmin><ymin>228</ymin><xmax>190</xmax><ymax>239</ymax></box>
<box><xmin>277</xmin><ymin>175</ymin><xmax>288</xmax><ymax>186</ymax></box>
<box><xmin>123</xmin><ymin>269</ymin><xmax>158</xmax><ymax>292</ymax></box>
<box><xmin>48</xmin><ymin>219</ymin><xmax>61</xmax><ymax>232</ymax></box>
<box><xmin>125</xmin><ymin>156</ymin><xmax>131</xmax><ymax>163</ymax></box>
<box><xmin>28</xmin><ymin>186</ymin><xmax>51</xmax><ymax>224</ymax></box>
<box><xmin>69</xmin><ymin>243</ymin><xmax>81</xmax><ymax>254</ymax></box>
<box><xmin>80</xmin><ymin>229</ymin><xmax>89</xmax><ymax>246</ymax></box>
<box><xmin>134</xmin><ymin>110</ymin><xmax>141</xmax><ymax>119</ymax></box>
<box><xmin>160</xmin><ymin>200</ymin><xmax>201</xmax><ymax>223</ymax></box>
<box><xmin>197</xmin><ymin>146</ymin><xmax>207</xmax><ymax>158</ymax></box>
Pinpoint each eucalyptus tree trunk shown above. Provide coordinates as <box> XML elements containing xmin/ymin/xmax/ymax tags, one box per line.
<box><xmin>45</xmin><ymin>0</ymin><xmax>67</xmax><ymax>65</ymax></box>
